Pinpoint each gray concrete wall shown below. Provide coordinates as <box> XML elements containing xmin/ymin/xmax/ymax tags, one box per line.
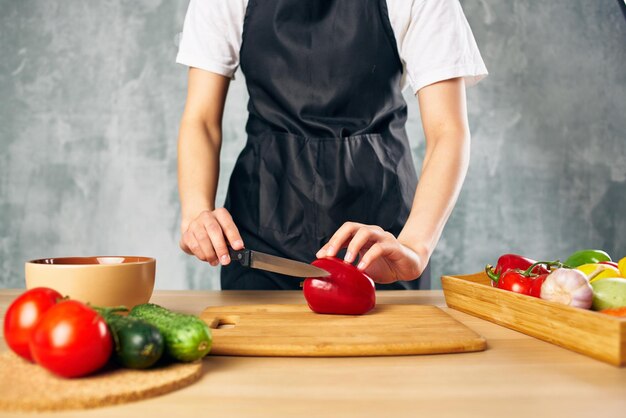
<box><xmin>1</xmin><ymin>0</ymin><xmax>625</xmax><ymax>289</ymax></box>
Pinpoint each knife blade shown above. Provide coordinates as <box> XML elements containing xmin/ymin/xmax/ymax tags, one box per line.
<box><xmin>228</xmin><ymin>248</ymin><xmax>330</xmax><ymax>278</ymax></box>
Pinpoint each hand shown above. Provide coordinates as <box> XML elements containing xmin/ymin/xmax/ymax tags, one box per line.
<box><xmin>316</xmin><ymin>222</ymin><xmax>427</xmax><ymax>284</ymax></box>
<box><xmin>179</xmin><ymin>208</ymin><xmax>244</xmax><ymax>266</ymax></box>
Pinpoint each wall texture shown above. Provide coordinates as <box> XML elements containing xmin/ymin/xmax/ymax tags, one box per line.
<box><xmin>1</xmin><ymin>0</ymin><xmax>625</xmax><ymax>289</ymax></box>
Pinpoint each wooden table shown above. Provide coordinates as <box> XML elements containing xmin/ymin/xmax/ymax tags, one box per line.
<box><xmin>1</xmin><ymin>289</ymin><xmax>625</xmax><ymax>417</ymax></box>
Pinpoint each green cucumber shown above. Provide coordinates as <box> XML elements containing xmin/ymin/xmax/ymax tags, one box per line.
<box><xmin>129</xmin><ymin>303</ymin><xmax>212</xmax><ymax>362</ymax></box>
<box><xmin>96</xmin><ymin>307</ymin><xmax>164</xmax><ymax>369</ymax></box>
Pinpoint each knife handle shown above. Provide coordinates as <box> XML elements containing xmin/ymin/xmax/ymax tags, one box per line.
<box><xmin>228</xmin><ymin>247</ymin><xmax>251</xmax><ymax>267</ymax></box>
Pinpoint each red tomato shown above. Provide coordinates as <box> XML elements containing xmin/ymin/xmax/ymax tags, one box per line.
<box><xmin>497</xmin><ymin>269</ymin><xmax>535</xmax><ymax>295</ymax></box>
<box><xmin>29</xmin><ymin>300</ymin><xmax>112</xmax><ymax>378</ymax></box>
<box><xmin>528</xmin><ymin>274</ymin><xmax>548</xmax><ymax>298</ymax></box>
<box><xmin>303</xmin><ymin>257</ymin><xmax>376</xmax><ymax>315</ymax></box>
<box><xmin>3</xmin><ymin>287</ymin><xmax>62</xmax><ymax>361</ymax></box>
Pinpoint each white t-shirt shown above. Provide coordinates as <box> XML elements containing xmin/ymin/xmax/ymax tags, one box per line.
<box><xmin>176</xmin><ymin>0</ymin><xmax>488</xmax><ymax>93</ymax></box>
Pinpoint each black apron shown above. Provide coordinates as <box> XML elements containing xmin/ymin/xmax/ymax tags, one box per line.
<box><xmin>221</xmin><ymin>0</ymin><xmax>431</xmax><ymax>290</ymax></box>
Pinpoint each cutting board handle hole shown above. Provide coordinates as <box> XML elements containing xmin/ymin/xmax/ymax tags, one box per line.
<box><xmin>210</xmin><ymin>315</ymin><xmax>239</xmax><ymax>329</ymax></box>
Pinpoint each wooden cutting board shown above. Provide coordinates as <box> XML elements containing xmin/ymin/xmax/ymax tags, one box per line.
<box><xmin>200</xmin><ymin>304</ymin><xmax>486</xmax><ymax>356</ymax></box>
<box><xmin>0</xmin><ymin>351</ymin><xmax>203</xmax><ymax>412</ymax></box>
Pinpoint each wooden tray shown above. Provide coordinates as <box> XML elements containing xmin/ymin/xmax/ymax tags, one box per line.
<box><xmin>200</xmin><ymin>304</ymin><xmax>486</xmax><ymax>357</ymax></box>
<box><xmin>441</xmin><ymin>272</ymin><xmax>626</xmax><ymax>366</ymax></box>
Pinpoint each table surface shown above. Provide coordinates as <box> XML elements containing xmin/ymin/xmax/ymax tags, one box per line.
<box><xmin>1</xmin><ymin>289</ymin><xmax>625</xmax><ymax>418</ymax></box>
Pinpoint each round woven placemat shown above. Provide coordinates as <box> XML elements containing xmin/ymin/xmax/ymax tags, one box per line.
<box><xmin>0</xmin><ymin>350</ymin><xmax>203</xmax><ymax>412</ymax></box>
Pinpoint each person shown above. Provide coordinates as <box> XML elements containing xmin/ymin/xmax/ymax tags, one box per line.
<box><xmin>175</xmin><ymin>0</ymin><xmax>487</xmax><ymax>290</ymax></box>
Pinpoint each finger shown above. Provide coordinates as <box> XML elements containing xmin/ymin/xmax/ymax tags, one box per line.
<box><xmin>191</xmin><ymin>223</ymin><xmax>218</xmax><ymax>265</ymax></box>
<box><xmin>344</xmin><ymin>227</ymin><xmax>386</xmax><ymax>263</ymax></box>
<box><xmin>185</xmin><ymin>230</ymin><xmax>210</xmax><ymax>263</ymax></box>
<box><xmin>203</xmin><ymin>218</ymin><xmax>231</xmax><ymax>265</ymax></box>
<box><xmin>357</xmin><ymin>242</ymin><xmax>394</xmax><ymax>271</ymax></box>
<box><xmin>214</xmin><ymin>208</ymin><xmax>244</xmax><ymax>250</ymax></box>
<box><xmin>315</xmin><ymin>242</ymin><xmax>331</xmax><ymax>259</ymax></box>
<box><xmin>318</xmin><ymin>222</ymin><xmax>362</xmax><ymax>258</ymax></box>
<box><xmin>179</xmin><ymin>237</ymin><xmax>193</xmax><ymax>255</ymax></box>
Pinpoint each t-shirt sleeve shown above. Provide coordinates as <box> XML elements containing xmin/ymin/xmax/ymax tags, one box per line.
<box><xmin>400</xmin><ymin>0</ymin><xmax>488</xmax><ymax>93</ymax></box>
<box><xmin>175</xmin><ymin>0</ymin><xmax>247</xmax><ymax>78</ymax></box>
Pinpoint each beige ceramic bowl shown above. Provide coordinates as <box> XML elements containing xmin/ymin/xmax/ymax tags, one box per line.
<box><xmin>25</xmin><ymin>256</ymin><xmax>156</xmax><ymax>308</ymax></box>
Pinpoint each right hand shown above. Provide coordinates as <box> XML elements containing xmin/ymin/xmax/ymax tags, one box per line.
<box><xmin>179</xmin><ymin>208</ymin><xmax>244</xmax><ymax>266</ymax></box>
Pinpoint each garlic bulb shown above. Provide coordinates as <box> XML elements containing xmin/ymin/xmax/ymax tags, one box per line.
<box><xmin>540</xmin><ymin>268</ymin><xmax>593</xmax><ymax>309</ymax></box>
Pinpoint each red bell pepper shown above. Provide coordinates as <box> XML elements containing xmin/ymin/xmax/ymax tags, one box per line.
<box><xmin>599</xmin><ymin>261</ymin><xmax>619</xmax><ymax>269</ymax></box>
<box><xmin>600</xmin><ymin>307</ymin><xmax>626</xmax><ymax>317</ymax></box>
<box><xmin>486</xmin><ymin>254</ymin><xmax>550</xmax><ymax>285</ymax></box>
<box><xmin>303</xmin><ymin>257</ymin><xmax>376</xmax><ymax>315</ymax></box>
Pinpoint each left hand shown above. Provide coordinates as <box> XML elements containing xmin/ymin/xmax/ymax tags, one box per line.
<box><xmin>316</xmin><ymin>222</ymin><xmax>427</xmax><ymax>284</ymax></box>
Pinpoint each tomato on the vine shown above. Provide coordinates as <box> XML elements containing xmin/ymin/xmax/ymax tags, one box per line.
<box><xmin>29</xmin><ymin>300</ymin><xmax>113</xmax><ymax>378</ymax></box>
<box><xmin>3</xmin><ymin>287</ymin><xmax>62</xmax><ymax>361</ymax></box>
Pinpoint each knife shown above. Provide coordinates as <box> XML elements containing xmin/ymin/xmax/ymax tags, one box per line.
<box><xmin>228</xmin><ymin>247</ymin><xmax>330</xmax><ymax>278</ymax></box>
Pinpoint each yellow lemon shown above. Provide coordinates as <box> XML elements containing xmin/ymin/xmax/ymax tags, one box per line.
<box><xmin>619</xmin><ymin>257</ymin><xmax>626</xmax><ymax>278</ymax></box>
<box><xmin>576</xmin><ymin>263</ymin><xmax>620</xmax><ymax>283</ymax></box>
